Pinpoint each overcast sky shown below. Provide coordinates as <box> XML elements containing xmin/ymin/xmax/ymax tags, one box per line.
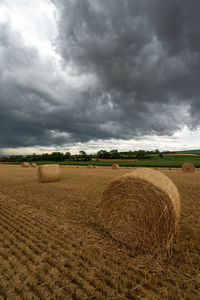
<box><xmin>0</xmin><ymin>0</ymin><xmax>200</xmax><ymax>155</ymax></box>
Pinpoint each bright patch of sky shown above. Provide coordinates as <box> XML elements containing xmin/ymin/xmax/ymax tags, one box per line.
<box><xmin>0</xmin><ymin>0</ymin><xmax>98</xmax><ymax>88</ymax></box>
<box><xmin>1</xmin><ymin>126</ymin><xmax>199</xmax><ymax>155</ymax></box>
<box><xmin>0</xmin><ymin>0</ymin><xmax>58</xmax><ymax>57</ymax></box>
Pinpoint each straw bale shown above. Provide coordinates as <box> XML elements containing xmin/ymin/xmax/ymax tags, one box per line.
<box><xmin>112</xmin><ymin>164</ymin><xmax>119</xmax><ymax>169</ymax></box>
<box><xmin>181</xmin><ymin>163</ymin><xmax>195</xmax><ymax>173</ymax></box>
<box><xmin>21</xmin><ymin>162</ymin><xmax>30</xmax><ymax>167</ymax></box>
<box><xmin>37</xmin><ymin>164</ymin><xmax>60</xmax><ymax>183</ymax></box>
<box><xmin>101</xmin><ymin>168</ymin><xmax>180</xmax><ymax>252</ymax></box>
<box><xmin>31</xmin><ymin>163</ymin><xmax>37</xmax><ymax>167</ymax></box>
<box><xmin>88</xmin><ymin>164</ymin><xmax>94</xmax><ymax>168</ymax></box>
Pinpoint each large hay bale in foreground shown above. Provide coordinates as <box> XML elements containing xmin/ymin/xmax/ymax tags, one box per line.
<box><xmin>101</xmin><ymin>168</ymin><xmax>180</xmax><ymax>252</ymax></box>
<box><xmin>112</xmin><ymin>164</ymin><xmax>119</xmax><ymax>169</ymax></box>
<box><xmin>37</xmin><ymin>165</ymin><xmax>60</xmax><ymax>183</ymax></box>
<box><xmin>21</xmin><ymin>162</ymin><xmax>30</xmax><ymax>167</ymax></box>
<box><xmin>31</xmin><ymin>163</ymin><xmax>37</xmax><ymax>167</ymax></box>
<box><xmin>182</xmin><ymin>163</ymin><xmax>195</xmax><ymax>173</ymax></box>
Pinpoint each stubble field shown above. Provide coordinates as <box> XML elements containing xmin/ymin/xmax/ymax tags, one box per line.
<box><xmin>0</xmin><ymin>165</ymin><xmax>200</xmax><ymax>299</ymax></box>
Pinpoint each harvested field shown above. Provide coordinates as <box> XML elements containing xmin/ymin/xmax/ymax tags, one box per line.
<box><xmin>0</xmin><ymin>165</ymin><xmax>200</xmax><ymax>299</ymax></box>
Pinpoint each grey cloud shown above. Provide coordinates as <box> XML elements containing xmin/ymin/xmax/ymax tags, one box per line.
<box><xmin>54</xmin><ymin>0</ymin><xmax>200</xmax><ymax>122</ymax></box>
<box><xmin>0</xmin><ymin>1</ymin><xmax>200</xmax><ymax>150</ymax></box>
<box><xmin>0</xmin><ymin>21</ymin><xmax>71</xmax><ymax>147</ymax></box>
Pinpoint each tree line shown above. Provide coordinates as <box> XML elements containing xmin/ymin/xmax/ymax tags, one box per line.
<box><xmin>0</xmin><ymin>149</ymin><xmax>168</xmax><ymax>162</ymax></box>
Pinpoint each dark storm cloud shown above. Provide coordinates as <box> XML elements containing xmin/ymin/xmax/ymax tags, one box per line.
<box><xmin>0</xmin><ymin>21</ymin><xmax>78</xmax><ymax>147</ymax></box>
<box><xmin>53</xmin><ymin>0</ymin><xmax>200</xmax><ymax>123</ymax></box>
<box><xmin>0</xmin><ymin>21</ymin><xmax>133</xmax><ymax>148</ymax></box>
<box><xmin>55</xmin><ymin>0</ymin><xmax>200</xmax><ymax>89</ymax></box>
<box><xmin>1</xmin><ymin>1</ymin><xmax>200</xmax><ymax>149</ymax></box>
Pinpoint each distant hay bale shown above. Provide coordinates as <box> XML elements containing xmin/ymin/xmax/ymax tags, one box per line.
<box><xmin>37</xmin><ymin>165</ymin><xmax>60</xmax><ymax>183</ymax></box>
<box><xmin>112</xmin><ymin>164</ymin><xmax>119</xmax><ymax>169</ymax></box>
<box><xmin>76</xmin><ymin>166</ymin><xmax>80</xmax><ymax>168</ymax></box>
<box><xmin>31</xmin><ymin>163</ymin><xmax>37</xmax><ymax>167</ymax></box>
<box><xmin>182</xmin><ymin>163</ymin><xmax>195</xmax><ymax>173</ymax></box>
<box><xmin>88</xmin><ymin>164</ymin><xmax>93</xmax><ymax>168</ymax></box>
<box><xmin>21</xmin><ymin>162</ymin><xmax>30</xmax><ymax>167</ymax></box>
<box><xmin>101</xmin><ymin>168</ymin><xmax>180</xmax><ymax>252</ymax></box>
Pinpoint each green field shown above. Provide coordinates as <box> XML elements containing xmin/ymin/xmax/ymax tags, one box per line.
<box><xmin>1</xmin><ymin>154</ymin><xmax>200</xmax><ymax>167</ymax></box>
<box><xmin>64</xmin><ymin>155</ymin><xmax>200</xmax><ymax>167</ymax></box>
<box><xmin>174</xmin><ymin>150</ymin><xmax>200</xmax><ymax>155</ymax></box>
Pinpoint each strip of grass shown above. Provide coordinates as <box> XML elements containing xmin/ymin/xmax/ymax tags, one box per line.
<box><xmin>1</xmin><ymin>154</ymin><xmax>200</xmax><ymax>167</ymax></box>
<box><xmin>174</xmin><ymin>150</ymin><xmax>200</xmax><ymax>155</ymax></box>
<box><xmin>49</xmin><ymin>154</ymin><xmax>196</xmax><ymax>168</ymax></box>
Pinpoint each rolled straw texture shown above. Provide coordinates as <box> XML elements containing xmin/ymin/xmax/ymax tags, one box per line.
<box><xmin>101</xmin><ymin>168</ymin><xmax>180</xmax><ymax>252</ymax></box>
<box><xmin>181</xmin><ymin>163</ymin><xmax>195</xmax><ymax>173</ymax></box>
<box><xmin>88</xmin><ymin>164</ymin><xmax>93</xmax><ymax>168</ymax></box>
<box><xmin>31</xmin><ymin>163</ymin><xmax>37</xmax><ymax>167</ymax></box>
<box><xmin>37</xmin><ymin>165</ymin><xmax>60</xmax><ymax>183</ymax></box>
<box><xmin>112</xmin><ymin>164</ymin><xmax>119</xmax><ymax>169</ymax></box>
<box><xmin>21</xmin><ymin>162</ymin><xmax>30</xmax><ymax>167</ymax></box>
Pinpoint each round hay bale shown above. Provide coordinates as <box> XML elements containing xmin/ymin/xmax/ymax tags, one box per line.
<box><xmin>76</xmin><ymin>166</ymin><xmax>80</xmax><ymax>168</ymax></box>
<box><xmin>31</xmin><ymin>163</ymin><xmax>37</xmax><ymax>167</ymax></box>
<box><xmin>112</xmin><ymin>164</ymin><xmax>119</xmax><ymax>169</ymax></box>
<box><xmin>181</xmin><ymin>163</ymin><xmax>195</xmax><ymax>173</ymax></box>
<box><xmin>93</xmin><ymin>165</ymin><xmax>98</xmax><ymax>168</ymax></box>
<box><xmin>88</xmin><ymin>164</ymin><xmax>93</xmax><ymax>168</ymax></box>
<box><xmin>37</xmin><ymin>164</ymin><xmax>60</xmax><ymax>183</ymax></box>
<box><xmin>101</xmin><ymin>168</ymin><xmax>180</xmax><ymax>252</ymax></box>
<box><xmin>21</xmin><ymin>162</ymin><xmax>30</xmax><ymax>167</ymax></box>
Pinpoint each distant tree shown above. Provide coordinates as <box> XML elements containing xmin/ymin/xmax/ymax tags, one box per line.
<box><xmin>51</xmin><ymin>152</ymin><xmax>65</xmax><ymax>161</ymax></box>
<box><xmin>41</xmin><ymin>153</ymin><xmax>51</xmax><ymax>161</ymax></box>
<box><xmin>65</xmin><ymin>152</ymin><xmax>71</xmax><ymax>160</ymax></box>
<box><xmin>79</xmin><ymin>151</ymin><xmax>86</xmax><ymax>156</ymax></box>
<box><xmin>109</xmin><ymin>150</ymin><xmax>121</xmax><ymax>159</ymax></box>
<box><xmin>79</xmin><ymin>151</ymin><xmax>87</xmax><ymax>160</ymax></box>
<box><xmin>136</xmin><ymin>150</ymin><xmax>146</xmax><ymax>159</ymax></box>
<box><xmin>159</xmin><ymin>153</ymin><xmax>163</xmax><ymax>158</ymax></box>
<box><xmin>97</xmin><ymin>150</ymin><xmax>110</xmax><ymax>159</ymax></box>
<box><xmin>79</xmin><ymin>151</ymin><xmax>91</xmax><ymax>161</ymax></box>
